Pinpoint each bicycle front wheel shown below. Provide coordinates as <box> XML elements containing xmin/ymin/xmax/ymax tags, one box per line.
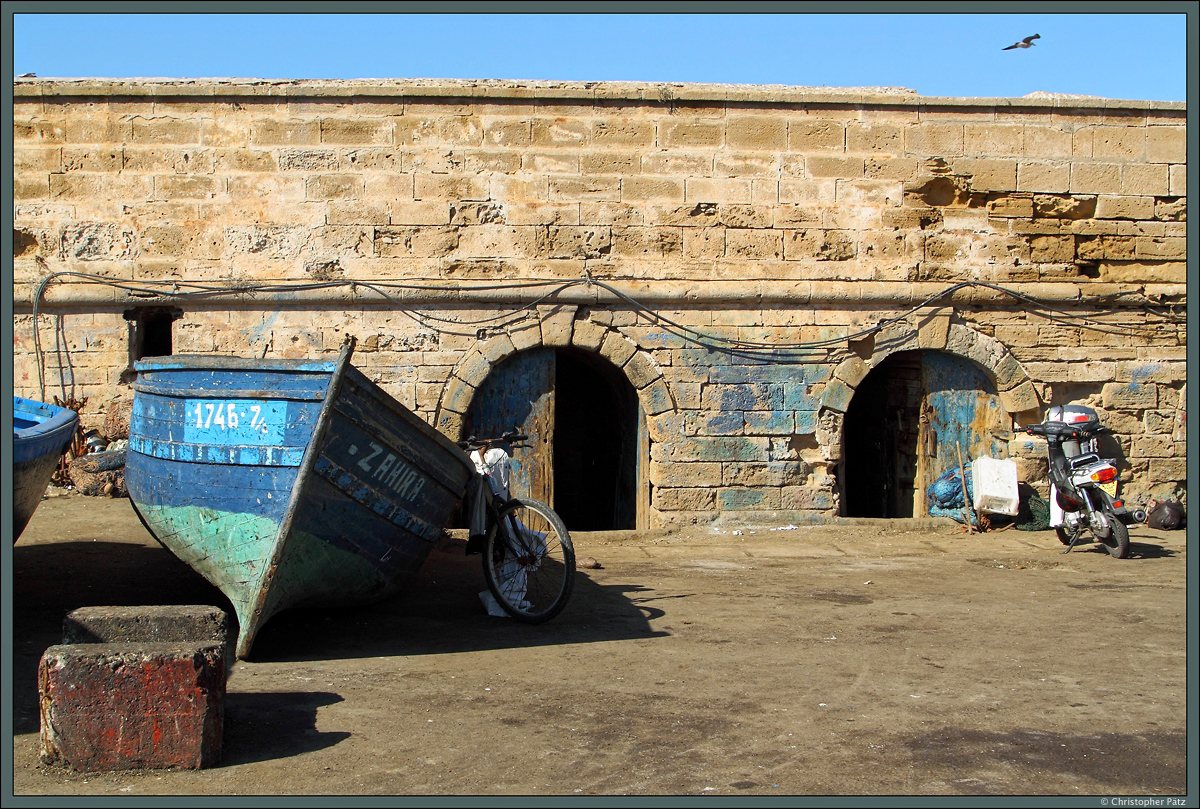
<box><xmin>483</xmin><ymin>497</ymin><xmax>575</xmax><ymax>622</ymax></box>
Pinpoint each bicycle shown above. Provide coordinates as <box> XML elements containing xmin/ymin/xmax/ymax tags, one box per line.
<box><xmin>458</xmin><ymin>430</ymin><xmax>575</xmax><ymax>622</ymax></box>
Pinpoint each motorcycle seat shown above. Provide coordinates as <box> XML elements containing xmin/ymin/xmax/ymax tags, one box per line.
<box><xmin>1065</xmin><ymin>453</ymin><xmax>1102</xmax><ymax>470</ymax></box>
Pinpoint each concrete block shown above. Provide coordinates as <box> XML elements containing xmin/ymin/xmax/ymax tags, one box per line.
<box><xmin>39</xmin><ymin>642</ymin><xmax>225</xmax><ymax>771</ymax></box>
<box><xmin>62</xmin><ymin>605</ymin><xmax>232</xmax><ymax>671</ymax></box>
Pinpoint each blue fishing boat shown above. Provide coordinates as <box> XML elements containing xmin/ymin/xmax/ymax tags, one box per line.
<box><xmin>124</xmin><ymin>338</ymin><xmax>476</xmax><ymax>659</ymax></box>
<box><xmin>13</xmin><ymin>397</ymin><xmax>79</xmax><ymax>542</ymax></box>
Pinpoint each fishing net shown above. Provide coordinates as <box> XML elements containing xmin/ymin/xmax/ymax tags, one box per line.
<box><xmin>1014</xmin><ymin>490</ymin><xmax>1051</xmax><ymax>531</ymax></box>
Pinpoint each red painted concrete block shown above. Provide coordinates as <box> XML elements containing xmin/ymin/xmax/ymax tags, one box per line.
<box><xmin>39</xmin><ymin>642</ymin><xmax>225</xmax><ymax>771</ymax></box>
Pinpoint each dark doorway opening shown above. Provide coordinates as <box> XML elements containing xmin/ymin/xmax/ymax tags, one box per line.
<box><xmin>554</xmin><ymin>349</ymin><xmax>638</xmax><ymax>531</ymax></box>
<box><xmin>843</xmin><ymin>351</ymin><xmax>923</xmax><ymax>518</ymax></box>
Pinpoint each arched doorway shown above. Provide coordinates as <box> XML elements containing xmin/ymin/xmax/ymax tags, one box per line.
<box><xmin>465</xmin><ymin>347</ymin><xmax>640</xmax><ymax>531</ymax></box>
<box><xmin>842</xmin><ymin>350</ymin><xmax>1007</xmax><ymax>518</ymax></box>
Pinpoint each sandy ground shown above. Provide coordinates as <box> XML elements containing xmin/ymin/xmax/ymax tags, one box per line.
<box><xmin>8</xmin><ymin>493</ymin><xmax>1192</xmax><ymax>798</ymax></box>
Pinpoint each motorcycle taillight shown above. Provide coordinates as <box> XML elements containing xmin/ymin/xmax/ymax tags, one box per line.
<box><xmin>1090</xmin><ymin>467</ymin><xmax>1117</xmax><ymax>484</ymax></box>
<box><xmin>1056</xmin><ymin>489</ymin><xmax>1084</xmax><ymax>512</ymax></box>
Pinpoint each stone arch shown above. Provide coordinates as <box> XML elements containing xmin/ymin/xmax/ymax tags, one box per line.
<box><xmin>433</xmin><ymin>309</ymin><xmax>676</xmax><ymax>530</ymax></box>
<box><xmin>434</xmin><ymin>309</ymin><xmax>677</xmax><ymax>442</ymax></box>
<box><xmin>818</xmin><ymin>313</ymin><xmax>1042</xmax><ymax>518</ymax></box>
<box><xmin>819</xmin><ymin>314</ymin><xmax>1040</xmax><ymax>425</ymax></box>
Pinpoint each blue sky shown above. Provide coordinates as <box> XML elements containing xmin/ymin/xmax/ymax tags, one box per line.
<box><xmin>7</xmin><ymin>6</ymin><xmax>1193</xmax><ymax>102</ymax></box>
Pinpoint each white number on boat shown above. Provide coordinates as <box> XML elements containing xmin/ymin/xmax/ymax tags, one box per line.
<box><xmin>192</xmin><ymin>401</ymin><xmax>269</xmax><ymax>434</ymax></box>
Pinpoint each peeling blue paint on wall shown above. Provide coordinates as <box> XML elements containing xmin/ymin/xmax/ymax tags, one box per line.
<box><xmin>744</xmin><ymin>411</ymin><xmax>794</xmax><ymax>433</ymax></box>
<box><xmin>794</xmin><ymin>410</ymin><xmax>819</xmax><ymax>432</ymax></box>
<box><xmin>784</xmin><ymin>383</ymin><xmax>819</xmax><ymax>411</ymax></box>
<box><xmin>243</xmin><ymin>311</ymin><xmax>278</xmax><ymax>348</ymax></box>
<box><xmin>1130</xmin><ymin>363</ymin><xmax>1161</xmax><ymax>383</ymax></box>
<box><xmin>718</xmin><ymin>488</ymin><xmax>765</xmax><ymax>510</ymax></box>
<box><xmin>705</xmin><ymin>411</ymin><xmax>745</xmax><ymax>435</ymax></box>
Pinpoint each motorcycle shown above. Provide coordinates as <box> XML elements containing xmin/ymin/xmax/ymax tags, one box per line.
<box><xmin>1022</xmin><ymin>405</ymin><xmax>1144</xmax><ymax>558</ymax></box>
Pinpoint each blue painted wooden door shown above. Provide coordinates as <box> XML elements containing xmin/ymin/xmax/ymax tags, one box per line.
<box><xmin>466</xmin><ymin>348</ymin><xmax>555</xmax><ymax>505</ymax></box>
<box><xmin>919</xmin><ymin>352</ymin><xmax>1007</xmax><ymax>492</ymax></box>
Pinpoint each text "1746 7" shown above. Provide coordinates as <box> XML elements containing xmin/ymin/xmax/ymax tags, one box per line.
<box><xmin>192</xmin><ymin>401</ymin><xmax>270</xmax><ymax>434</ymax></box>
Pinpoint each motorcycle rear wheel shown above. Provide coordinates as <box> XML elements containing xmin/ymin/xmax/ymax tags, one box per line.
<box><xmin>1096</xmin><ymin>512</ymin><xmax>1130</xmax><ymax>559</ymax></box>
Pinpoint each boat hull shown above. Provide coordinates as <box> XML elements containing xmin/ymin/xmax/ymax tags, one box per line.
<box><xmin>13</xmin><ymin>397</ymin><xmax>79</xmax><ymax>542</ymax></box>
<box><xmin>125</xmin><ymin>347</ymin><xmax>475</xmax><ymax>658</ymax></box>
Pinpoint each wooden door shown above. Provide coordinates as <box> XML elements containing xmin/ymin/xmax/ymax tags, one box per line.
<box><xmin>917</xmin><ymin>352</ymin><xmax>1007</xmax><ymax>502</ymax></box>
<box><xmin>466</xmin><ymin>348</ymin><xmax>555</xmax><ymax>505</ymax></box>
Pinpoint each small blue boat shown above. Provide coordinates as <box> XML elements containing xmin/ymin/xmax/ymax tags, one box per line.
<box><xmin>124</xmin><ymin>338</ymin><xmax>476</xmax><ymax>658</ymax></box>
<box><xmin>13</xmin><ymin>397</ymin><xmax>79</xmax><ymax>542</ymax></box>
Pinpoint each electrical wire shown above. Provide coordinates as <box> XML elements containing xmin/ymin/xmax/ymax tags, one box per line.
<box><xmin>25</xmin><ymin>270</ymin><xmax>1185</xmax><ymax>402</ymax></box>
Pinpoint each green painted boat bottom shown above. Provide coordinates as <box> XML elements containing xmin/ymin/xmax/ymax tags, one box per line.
<box><xmin>135</xmin><ymin>501</ymin><xmax>398</xmax><ymax>657</ymax></box>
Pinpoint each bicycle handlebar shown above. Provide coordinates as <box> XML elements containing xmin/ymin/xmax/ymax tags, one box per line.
<box><xmin>457</xmin><ymin>429</ymin><xmax>530</xmax><ymax>451</ymax></box>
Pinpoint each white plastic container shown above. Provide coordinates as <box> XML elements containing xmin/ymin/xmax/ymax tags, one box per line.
<box><xmin>971</xmin><ymin>457</ymin><xmax>1019</xmax><ymax>516</ymax></box>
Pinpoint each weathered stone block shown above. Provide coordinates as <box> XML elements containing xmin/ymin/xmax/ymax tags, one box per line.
<box><xmin>998</xmin><ymin>381</ymin><xmax>1040</xmax><ymax>414</ymax></box>
<box><xmin>653</xmin><ymin>486</ymin><xmax>716</xmax><ymax>511</ymax></box>
<box><xmin>39</xmin><ymin>642</ymin><xmax>225</xmax><ymax>771</ymax></box>
<box><xmin>1029</xmin><ymin>234</ymin><xmax>1075</xmax><ymax>262</ymax></box>
<box><xmin>536</xmin><ymin>226</ymin><xmax>611</xmax><ymax>259</ymax></box>
<box><xmin>640</xmin><ymin>378</ymin><xmax>676</xmax><ymax>416</ymax></box>
<box><xmin>743</xmin><ymin>411</ymin><xmax>795</xmax><ymax>434</ymax></box>
<box><xmin>1095</xmin><ymin>195</ymin><xmax>1155</xmax><ymax>220</ymax></box>
<box><xmin>821</xmin><ymin>379</ymin><xmax>854</xmax><ymax>413</ymax></box>
<box><xmin>726</xmin><ymin>116</ymin><xmax>786</xmax><ymax>150</ymax></box>
<box><xmin>623</xmin><ymin>351</ymin><xmax>660</xmax><ymax>389</ymax></box>
<box><xmin>1070</xmin><ymin>163</ymin><xmax>1122</xmax><ymax>194</ymax></box>
<box><xmin>1091</xmin><ymin>126</ymin><xmax>1146</xmax><ymax>161</ymax></box>
<box><xmin>905</xmin><ymin>124</ymin><xmax>964</xmax><ymax>157</ymax></box>
<box><xmin>1102</xmin><ymin>381</ymin><xmax>1158</xmax><ymax>410</ymax></box>
<box><xmin>846</xmin><ymin>121</ymin><xmax>902</xmax><ymax>154</ymax></box>
<box><xmin>783</xmin><ymin>229</ymin><xmax>855</xmax><ymax>261</ymax></box>
<box><xmin>1135</xmin><ymin>236</ymin><xmax>1185</xmax><ymax>260</ymax></box>
<box><xmin>725</xmin><ymin>229</ymin><xmax>782</xmax><ymax>260</ymax></box>
<box><xmin>252</xmin><ymin>119</ymin><xmax>320</xmax><ymax>145</ymax></box>
<box><xmin>780</xmin><ymin>485</ymin><xmax>836</xmax><ymax>511</ymax></box>
<box><xmin>697</xmin><ymin>410</ymin><xmax>745</xmax><ymax>435</ymax></box>
<box><xmin>1148</xmin><ymin>458</ymin><xmax>1186</xmax><ymax>482</ymax></box>
<box><xmin>376</xmin><ymin>226</ymin><xmax>459</xmax><ymax>258</ymax></box>
<box><xmin>686</xmin><ymin>178</ymin><xmax>753</xmax><ymax>204</ymax></box>
<box><xmin>683</xmin><ymin>227</ymin><xmax>725</xmax><ymax>258</ymax></box>
<box><xmin>1119</xmin><ymin>164</ymin><xmax>1170</xmax><ymax>196</ymax></box>
<box><xmin>610</xmin><ymin>226</ymin><xmax>682</xmax><ymax>258</ymax></box>
<box><xmin>649</xmin><ymin>460</ymin><xmax>720</xmax><ymax>488</ymax></box>
<box><xmin>621</xmin><ymin>176</ymin><xmax>685</xmax><ymax>202</ymax></box>
<box><xmin>320</xmin><ymin>118</ymin><xmax>392</xmax><ymax>145</ymax></box>
<box><xmin>456</xmin><ymin>352</ymin><xmax>492</xmax><ymax>388</ymax></box>
<box><xmin>307</xmin><ymin>174</ymin><xmax>364</xmax><ymax>201</ymax></box>
<box><xmin>599</xmin><ymin>331</ymin><xmax>638</xmax><ymax>367</ymax></box>
<box><xmin>805</xmin><ymin>156</ymin><xmax>865</xmax><ymax>179</ymax></box>
<box><xmin>788</xmin><ymin>120</ymin><xmax>844</xmax><ymax>152</ymax></box>
<box><xmin>955</xmin><ymin>158</ymin><xmax>1018</xmax><ymax>192</ymax></box>
<box><xmin>1145</xmin><ymin>126</ymin><xmax>1185</xmax><ymax>163</ymax></box>
<box><xmin>568</xmin><ymin>319</ymin><xmax>608</xmax><ymax>352</ymax></box>
<box><xmin>659</xmin><ymin>119</ymin><xmax>723</xmax><ymax>148</ymax></box>
<box><xmin>507</xmin><ymin>319</ymin><xmax>543</xmax><ymax>352</ymax></box>
<box><xmin>131</xmin><ymin>117</ymin><xmax>201</xmax><ymax>145</ymax></box>
<box><xmin>1033</xmin><ymin>194</ymin><xmax>1097</xmax><ymax>220</ymax></box>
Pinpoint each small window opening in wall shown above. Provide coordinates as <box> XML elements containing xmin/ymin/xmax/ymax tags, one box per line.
<box><xmin>122</xmin><ymin>307</ymin><xmax>182</xmax><ymax>380</ymax></box>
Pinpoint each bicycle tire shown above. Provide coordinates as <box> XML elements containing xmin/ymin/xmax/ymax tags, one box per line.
<box><xmin>483</xmin><ymin>497</ymin><xmax>575</xmax><ymax>622</ymax></box>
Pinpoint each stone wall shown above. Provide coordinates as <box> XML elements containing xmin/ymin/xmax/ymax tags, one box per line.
<box><xmin>11</xmin><ymin>79</ymin><xmax>1187</xmax><ymax>526</ymax></box>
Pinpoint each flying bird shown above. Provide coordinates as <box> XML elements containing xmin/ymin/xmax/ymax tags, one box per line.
<box><xmin>1003</xmin><ymin>34</ymin><xmax>1040</xmax><ymax>50</ymax></box>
